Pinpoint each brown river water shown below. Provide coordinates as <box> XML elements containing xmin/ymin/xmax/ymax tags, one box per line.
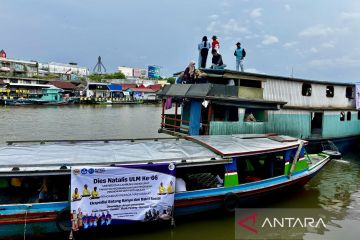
<box><xmin>1</xmin><ymin>105</ymin><xmax>360</xmax><ymax>240</ymax></box>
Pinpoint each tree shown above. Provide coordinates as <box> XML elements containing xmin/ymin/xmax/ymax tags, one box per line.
<box><xmin>165</xmin><ymin>77</ymin><xmax>176</xmax><ymax>84</ymax></box>
<box><xmin>88</xmin><ymin>72</ymin><xmax>125</xmax><ymax>82</ymax></box>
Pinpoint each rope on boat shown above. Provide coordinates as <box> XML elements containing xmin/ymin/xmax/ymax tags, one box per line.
<box><xmin>23</xmin><ymin>207</ymin><xmax>29</xmax><ymax>240</ymax></box>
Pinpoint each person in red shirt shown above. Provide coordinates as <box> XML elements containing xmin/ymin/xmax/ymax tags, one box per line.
<box><xmin>211</xmin><ymin>36</ymin><xmax>220</xmax><ymax>53</ymax></box>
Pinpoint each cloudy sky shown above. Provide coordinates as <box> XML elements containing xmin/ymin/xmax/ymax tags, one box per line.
<box><xmin>1</xmin><ymin>0</ymin><xmax>360</xmax><ymax>82</ymax></box>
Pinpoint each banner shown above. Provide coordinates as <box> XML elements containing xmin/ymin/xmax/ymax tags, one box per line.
<box><xmin>70</xmin><ymin>163</ymin><xmax>176</xmax><ymax>231</ymax></box>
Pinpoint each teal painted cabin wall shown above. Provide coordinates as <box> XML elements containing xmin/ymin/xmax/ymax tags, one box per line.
<box><xmin>209</xmin><ymin>110</ymin><xmax>311</xmax><ymax>138</ymax></box>
<box><xmin>322</xmin><ymin>112</ymin><xmax>360</xmax><ymax>138</ymax></box>
<box><xmin>209</xmin><ymin>109</ymin><xmax>360</xmax><ymax>139</ymax></box>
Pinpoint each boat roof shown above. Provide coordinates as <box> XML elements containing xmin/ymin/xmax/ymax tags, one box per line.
<box><xmin>0</xmin><ymin>135</ymin><xmax>305</xmax><ymax>174</ymax></box>
<box><xmin>187</xmin><ymin>134</ymin><xmax>306</xmax><ymax>157</ymax></box>
<box><xmin>157</xmin><ymin>83</ymin><xmax>286</xmax><ymax>110</ymax></box>
<box><xmin>174</xmin><ymin>69</ymin><xmax>355</xmax><ymax>87</ymax></box>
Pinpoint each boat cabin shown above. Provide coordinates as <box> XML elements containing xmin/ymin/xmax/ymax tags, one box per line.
<box><xmin>40</xmin><ymin>86</ymin><xmax>64</xmax><ymax>102</ymax></box>
<box><xmin>158</xmin><ymin>69</ymin><xmax>359</xmax><ymax>144</ymax></box>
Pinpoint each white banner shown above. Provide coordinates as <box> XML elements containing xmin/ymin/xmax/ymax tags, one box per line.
<box><xmin>70</xmin><ymin>163</ymin><xmax>176</xmax><ymax>231</ymax></box>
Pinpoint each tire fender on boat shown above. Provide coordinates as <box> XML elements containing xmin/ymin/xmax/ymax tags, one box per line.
<box><xmin>56</xmin><ymin>207</ymin><xmax>72</xmax><ymax>232</ymax></box>
<box><xmin>223</xmin><ymin>192</ymin><xmax>239</xmax><ymax>212</ymax></box>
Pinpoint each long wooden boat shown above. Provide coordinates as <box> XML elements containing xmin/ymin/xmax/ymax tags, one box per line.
<box><xmin>0</xmin><ymin>135</ymin><xmax>331</xmax><ymax>238</ymax></box>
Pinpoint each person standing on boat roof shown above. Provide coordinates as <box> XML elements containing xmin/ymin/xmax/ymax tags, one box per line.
<box><xmin>198</xmin><ymin>36</ymin><xmax>211</xmax><ymax>68</ymax></box>
<box><xmin>211</xmin><ymin>49</ymin><xmax>227</xmax><ymax>69</ymax></box>
<box><xmin>211</xmin><ymin>36</ymin><xmax>220</xmax><ymax>53</ymax></box>
<box><xmin>234</xmin><ymin>42</ymin><xmax>246</xmax><ymax>72</ymax></box>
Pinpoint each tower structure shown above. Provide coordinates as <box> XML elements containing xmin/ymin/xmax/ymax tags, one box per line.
<box><xmin>93</xmin><ymin>56</ymin><xmax>106</xmax><ymax>73</ymax></box>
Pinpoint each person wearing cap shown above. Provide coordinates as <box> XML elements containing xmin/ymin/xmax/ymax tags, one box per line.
<box><xmin>211</xmin><ymin>49</ymin><xmax>226</xmax><ymax>70</ymax></box>
<box><xmin>234</xmin><ymin>42</ymin><xmax>246</xmax><ymax>72</ymax></box>
<box><xmin>211</xmin><ymin>36</ymin><xmax>220</xmax><ymax>53</ymax></box>
<box><xmin>198</xmin><ymin>36</ymin><xmax>211</xmax><ymax>68</ymax></box>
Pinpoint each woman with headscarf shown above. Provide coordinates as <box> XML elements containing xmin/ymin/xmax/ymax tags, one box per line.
<box><xmin>182</xmin><ymin>60</ymin><xmax>196</xmax><ymax>84</ymax></box>
<box><xmin>198</xmin><ymin>36</ymin><xmax>211</xmax><ymax>68</ymax></box>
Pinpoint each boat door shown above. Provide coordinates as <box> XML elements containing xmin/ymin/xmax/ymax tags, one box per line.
<box><xmin>311</xmin><ymin>112</ymin><xmax>323</xmax><ymax>137</ymax></box>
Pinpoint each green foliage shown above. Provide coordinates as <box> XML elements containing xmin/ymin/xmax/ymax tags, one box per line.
<box><xmin>88</xmin><ymin>72</ymin><xmax>126</xmax><ymax>82</ymax></box>
<box><xmin>165</xmin><ymin>77</ymin><xmax>176</xmax><ymax>84</ymax></box>
<box><xmin>31</xmin><ymin>74</ymin><xmax>59</xmax><ymax>80</ymax></box>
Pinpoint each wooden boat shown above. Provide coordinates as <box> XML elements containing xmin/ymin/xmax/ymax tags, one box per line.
<box><xmin>0</xmin><ymin>135</ymin><xmax>331</xmax><ymax>238</ymax></box>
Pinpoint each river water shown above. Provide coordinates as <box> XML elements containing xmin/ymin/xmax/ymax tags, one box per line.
<box><xmin>1</xmin><ymin>105</ymin><xmax>360</xmax><ymax>240</ymax></box>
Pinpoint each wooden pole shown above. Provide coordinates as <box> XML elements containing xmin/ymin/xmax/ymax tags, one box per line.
<box><xmin>161</xmin><ymin>99</ymin><xmax>165</xmax><ymax>129</ymax></box>
<box><xmin>174</xmin><ymin>102</ymin><xmax>178</xmax><ymax>132</ymax></box>
<box><xmin>206</xmin><ymin>103</ymin><xmax>212</xmax><ymax>135</ymax></box>
<box><xmin>288</xmin><ymin>141</ymin><xmax>304</xmax><ymax>178</ymax></box>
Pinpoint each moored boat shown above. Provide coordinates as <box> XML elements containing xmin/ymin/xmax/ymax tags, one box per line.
<box><xmin>162</xmin><ymin>69</ymin><xmax>360</xmax><ymax>152</ymax></box>
<box><xmin>0</xmin><ymin>135</ymin><xmax>331</xmax><ymax>238</ymax></box>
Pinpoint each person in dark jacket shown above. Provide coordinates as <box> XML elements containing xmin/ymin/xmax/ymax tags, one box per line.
<box><xmin>210</xmin><ymin>49</ymin><xmax>226</xmax><ymax>69</ymax></box>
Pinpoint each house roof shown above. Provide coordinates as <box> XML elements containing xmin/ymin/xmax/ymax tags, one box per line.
<box><xmin>149</xmin><ymin>84</ymin><xmax>162</xmax><ymax>91</ymax></box>
<box><xmin>48</xmin><ymin>81</ymin><xmax>77</xmax><ymax>90</ymax></box>
<box><xmin>121</xmin><ymin>84</ymin><xmax>137</xmax><ymax>90</ymax></box>
<box><xmin>130</xmin><ymin>87</ymin><xmax>156</xmax><ymax>93</ymax></box>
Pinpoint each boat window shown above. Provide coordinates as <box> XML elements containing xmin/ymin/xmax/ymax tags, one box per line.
<box><xmin>302</xmin><ymin>83</ymin><xmax>312</xmax><ymax>96</ymax></box>
<box><xmin>240</xmin><ymin>79</ymin><xmax>262</xmax><ymax>88</ymax></box>
<box><xmin>237</xmin><ymin>153</ymin><xmax>284</xmax><ymax>184</ymax></box>
<box><xmin>347</xmin><ymin>111</ymin><xmax>351</xmax><ymax>121</ymax></box>
<box><xmin>358</xmin><ymin>111</ymin><xmax>360</xmax><ymax>120</ymax></box>
<box><xmin>346</xmin><ymin>87</ymin><xmax>354</xmax><ymax>99</ymax></box>
<box><xmin>340</xmin><ymin>112</ymin><xmax>345</xmax><ymax>121</ymax></box>
<box><xmin>0</xmin><ymin>175</ymin><xmax>69</xmax><ymax>205</ymax></box>
<box><xmin>326</xmin><ymin>86</ymin><xmax>334</xmax><ymax>98</ymax></box>
<box><xmin>244</xmin><ymin>108</ymin><xmax>266</xmax><ymax>122</ymax></box>
<box><xmin>176</xmin><ymin>164</ymin><xmax>225</xmax><ymax>191</ymax></box>
<box><xmin>213</xmin><ymin>105</ymin><xmax>239</xmax><ymax>122</ymax></box>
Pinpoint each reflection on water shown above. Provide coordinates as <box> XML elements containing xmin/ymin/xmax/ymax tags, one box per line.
<box><xmin>1</xmin><ymin>105</ymin><xmax>360</xmax><ymax>239</ymax></box>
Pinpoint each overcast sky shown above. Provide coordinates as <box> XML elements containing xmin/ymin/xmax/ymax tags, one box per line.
<box><xmin>1</xmin><ymin>0</ymin><xmax>360</xmax><ymax>82</ymax></box>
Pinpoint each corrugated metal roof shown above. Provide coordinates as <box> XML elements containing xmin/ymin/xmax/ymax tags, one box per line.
<box><xmin>0</xmin><ymin>134</ymin><xmax>303</xmax><ymax>172</ymax></box>
<box><xmin>174</xmin><ymin>69</ymin><xmax>355</xmax><ymax>87</ymax></box>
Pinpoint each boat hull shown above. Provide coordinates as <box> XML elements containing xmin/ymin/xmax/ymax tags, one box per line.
<box><xmin>174</xmin><ymin>156</ymin><xmax>330</xmax><ymax>216</ymax></box>
<box><xmin>0</xmin><ymin>202</ymin><xmax>68</xmax><ymax>239</ymax></box>
<box><xmin>0</xmin><ymin>157</ymin><xmax>331</xmax><ymax>238</ymax></box>
<box><xmin>305</xmin><ymin>134</ymin><xmax>360</xmax><ymax>153</ymax></box>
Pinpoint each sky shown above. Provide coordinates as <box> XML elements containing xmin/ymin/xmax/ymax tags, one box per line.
<box><xmin>1</xmin><ymin>0</ymin><xmax>360</xmax><ymax>82</ymax></box>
